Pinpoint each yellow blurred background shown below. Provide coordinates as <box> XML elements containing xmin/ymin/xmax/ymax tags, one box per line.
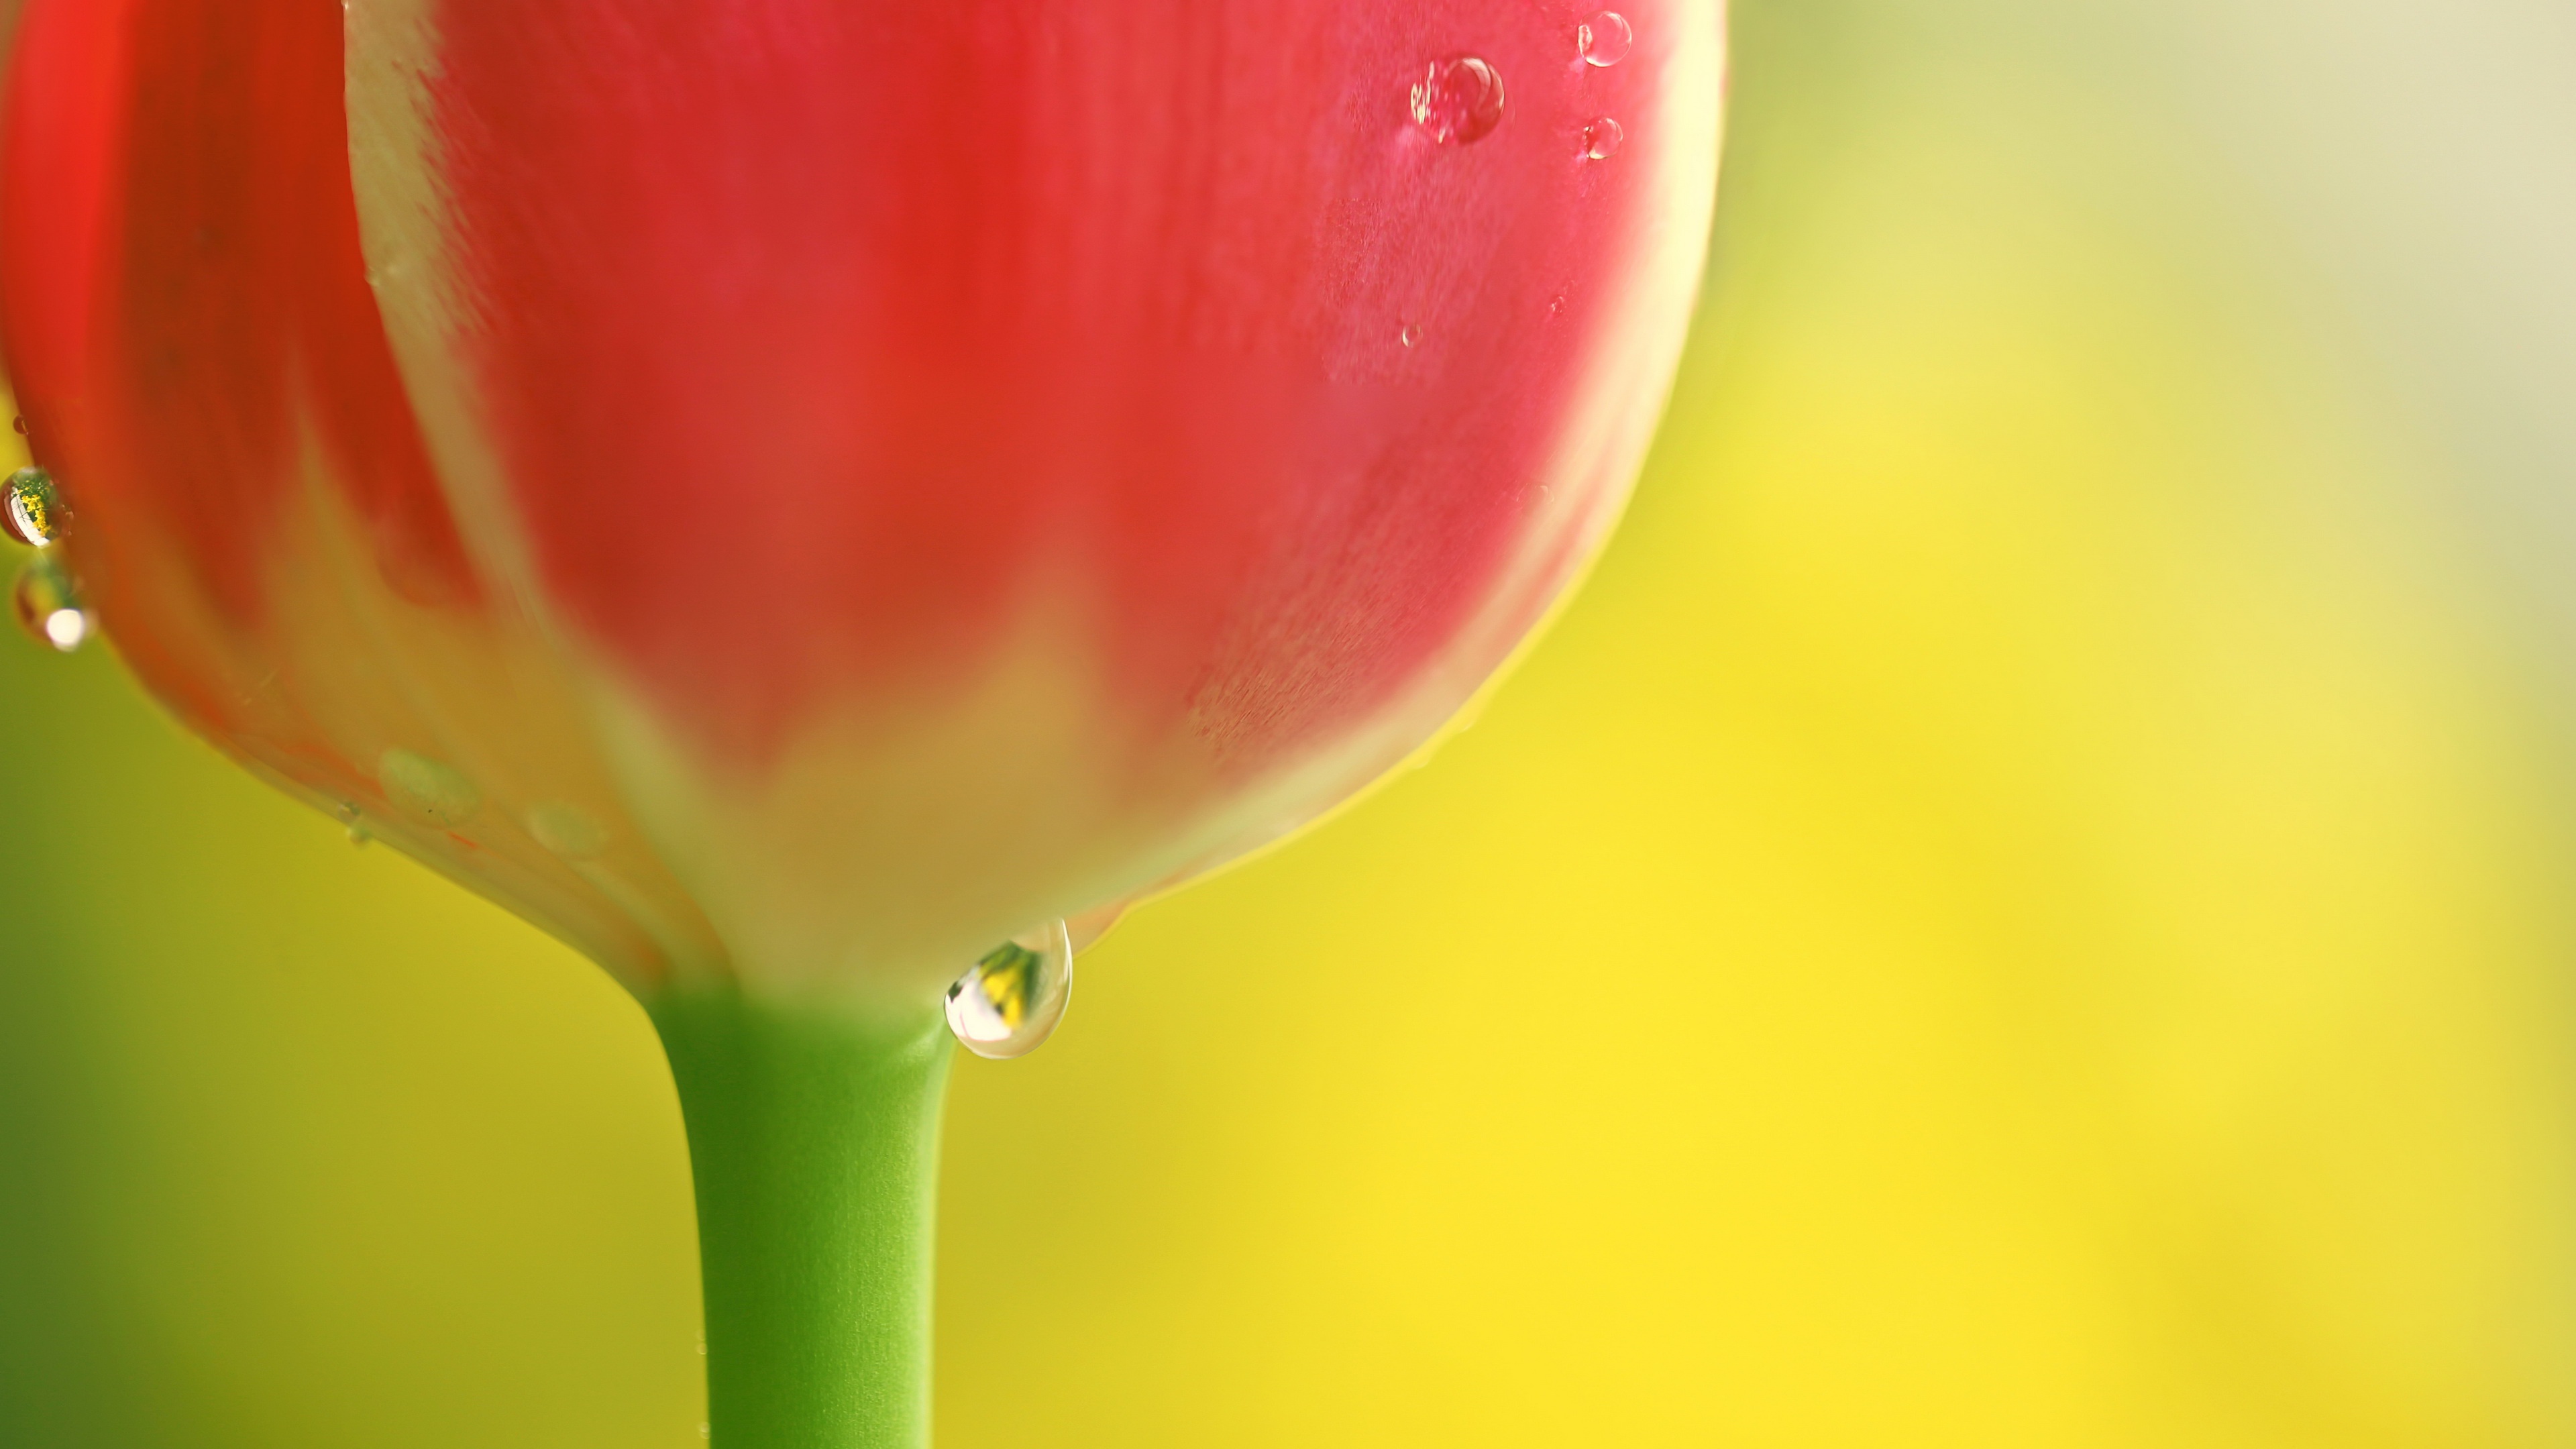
<box><xmin>5</xmin><ymin>0</ymin><xmax>2575</xmax><ymax>1444</ymax></box>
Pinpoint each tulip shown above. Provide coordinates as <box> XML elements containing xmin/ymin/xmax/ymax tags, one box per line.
<box><xmin>0</xmin><ymin>0</ymin><xmax>1721</xmax><ymax>1442</ymax></box>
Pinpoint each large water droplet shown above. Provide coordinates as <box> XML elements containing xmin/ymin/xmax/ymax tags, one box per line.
<box><xmin>5</xmin><ymin>468</ymin><xmax>63</xmax><ymax>547</ymax></box>
<box><xmin>1582</xmin><ymin>117</ymin><xmax>1625</xmax><ymax>160</ymax></box>
<box><xmin>378</xmin><ymin>747</ymin><xmax>482</xmax><ymax>828</ymax></box>
<box><xmin>12</xmin><ymin>553</ymin><xmax>89</xmax><ymax>651</ymax></box>
<box><xmin>1578</xmin><ymin>11</ymin><xmax>1634</xmax><ymax>66</ymax></box>
<box><xmin>945</xmin><ymin>919</ymin><xmax>1073</xmax><ymax>1059</ymax></box>
<box><xmin>1410</xmin><ymin>56</ymin><xmax>1507</xmax><ymax>144</ymax></box>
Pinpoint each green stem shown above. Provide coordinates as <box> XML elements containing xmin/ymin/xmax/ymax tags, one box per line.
<box><xmin>647</xmin><ymin>987</ymin><xmax>953</xmax><ymax>1449</ymax></box>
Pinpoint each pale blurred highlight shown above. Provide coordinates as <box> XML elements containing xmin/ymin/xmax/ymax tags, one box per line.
<box><xmin>4</xmin><ymin>0</ymin><xmax>2573</xmax><ymax>1445</ymax></box>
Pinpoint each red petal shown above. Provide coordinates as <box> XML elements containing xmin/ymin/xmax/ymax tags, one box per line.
<box><xmin>429</xmin><ymin>0</ymin><xmax>1701</xmax><ymax>769</ymax></box>
<box><xmin>0</xmin><ymin>0</ymin><xmax>720</xmax><ymax>985</ymax></box>
<box><xmin>3</xmin><ymin>0</ymin><xmax>476</xmax><ymax>659</ymax></box>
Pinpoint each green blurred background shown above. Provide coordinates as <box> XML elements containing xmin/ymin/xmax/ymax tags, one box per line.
<box><xmin>7</xmin><ymin>0</ymin><xmax>2576</xmax><ymax>1444</ymax></box>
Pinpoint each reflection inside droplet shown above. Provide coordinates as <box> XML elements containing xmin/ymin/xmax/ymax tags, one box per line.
<box><xmin>1582</xmin><ymin>116</ymin><xmax>1625</xmax><ymax>160</ymax></box>
<box><xmin>5</xmin><ymin>467</ymin><xmax>63</xmax><ymax>547</ymax></box>
<box><xmin>1410</xmin><ymin>56</ymin><xmax>1507</xmax><ymax>144</ymax></box>
<box><xmin>1578</xmin><ymin>11</ymin><xmax>1634</xmax><ymax>66</ymax></box>
<box><xmin>12</xmin><ymin>553</ymin><xmax>88</xmax><ymax>652</ymax></box>
<box><xmin>945</xmin><ymin>918</ymin><xmax>1074</xmax><ymax>1059</ymax></box>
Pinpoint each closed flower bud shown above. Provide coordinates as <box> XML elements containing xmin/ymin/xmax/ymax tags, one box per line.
<box><xmin>0</xmin><ymin>0</ymin><xmax>1722</xmax><ymax>1014</ymax></box>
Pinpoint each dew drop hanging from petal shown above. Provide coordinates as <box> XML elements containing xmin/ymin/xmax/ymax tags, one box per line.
<box><xmin>1578</xmin><ymin>11</ymin><xmax>1634</xmax><ymax>67</ymax></box>
<box><xmin>1582</xmin><ymin>117</ymin><xmax>1625</xmax><ymax>161</ymax></box>
<box><xmin>945</xmin><ymin>918</ymin><xmax>1075</xmax><ymax>1059</ymax></box>
<box><xmin>13</xmin><ymin>552</ymin><xmax>89</xmax><ymax>651</ymax></box>
<box><xmin>5</xmin><ymin>467</ymin><xmax>64</xmax><ymax>547</ymax></box>
<box><xmin>1410</xmin><ymin>56</ymin><xmax>1507</xmax><ymax>144</ymax></box>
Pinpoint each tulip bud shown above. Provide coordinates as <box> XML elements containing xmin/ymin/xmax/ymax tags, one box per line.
<box><xmin>1</xmin><ymin>0</ymin><xmax>1722</xmax><ymax>1017</ymax></box>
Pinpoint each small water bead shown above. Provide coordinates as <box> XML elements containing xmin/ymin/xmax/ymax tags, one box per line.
<box><xmin>1410</xmin><ymin>56</ymin><xmax>1507</xmax><ymax>144</ymax></box>
<box><xmin>527</xmin><ymin>800</ymin><xmax>610</xmax><ymax>860</ymax></box>
<box><xmin>333</xmin><ymin>800</ymin><xmax>373</xmax><ymax>847</ymax></box>
<box><xmin>378</xmin><ymin>747</ymin><xmax>482</xmax><ymax>828</ymax></box>
<box><xmin>1401</xmin><ymin>322</ymin><xmax>1423</xmax><ymax>347</ymax></box>
<box><xmin>1578</xmin><ymin>11</ymin><xmax>1634</xmax><ymax>66</ymax></box>
<box><xmin>1582</xmin><ymin>117</ymin><xmax>1625</xmax><ymax>160</ymax></box>
<box><xmin>945</xmin><ymin>918</ymin><xmax>1073</xmax><ymax>1060</ymax></box>
<box><xmin>11</xmin><ymin>553</ymin><xmax>89</xmax><ymax>651</ymax></box>
<box><xmin>5</xmin><ymin>468</ymin><xmax>63</xmax><ymax>547</ymax></box>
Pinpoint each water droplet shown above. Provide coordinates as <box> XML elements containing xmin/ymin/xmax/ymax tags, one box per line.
<box><xmin>378</xmin><ymin>747</ymin><xmax>481</xmax><ymax>828</ymax></box>
<box><xmin>1410</xmin><ymin>56</ymin><xmax>1507</xmax><ymax>144</ymax></box>
<box><xmin>12</xmin><ymin>553</ymin><xmax>89</xmax><ymax>651</ymax></box>
<box><xmin>11</xmin><ymin>416</ymin><xmax>26</xmax><ymax>435</ymax></box>
<box><xmin>1582</xmin><ymin>116</ymin><xmax>1625</xmax><ymax>160</ymax></box>
<box><xmin>528</xmin><ymin>800</ymin><xmax>610</xmax><ymax>860</ymax></box>
<box><xmin>1578</xmin><ymin>11</ymin><xmax>1634</xmax><ymax>66</ymax></box>
<box><xmin>1400</xmin><ymin>322</ymin><xmax>1423</xmax><ymax>347</ymax></box>
<box><xmin>333</xmin><ymin>800</ymin><xmax>374</xmax><ymax>847</ymax></box>
<box><xmin>1548</xmin><ymin>292</ymin><xmax>1567</xmax><ymax>317</ymax></box>
<box><xmin>945</xmin><ymin>919</ymin><xmax>1074</xmax><ymax>1059</ymax></box>
<box><xmin>6</xmin><ymin>467</ymin><xmax>63</xmax><ymax>547</ymax></box>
